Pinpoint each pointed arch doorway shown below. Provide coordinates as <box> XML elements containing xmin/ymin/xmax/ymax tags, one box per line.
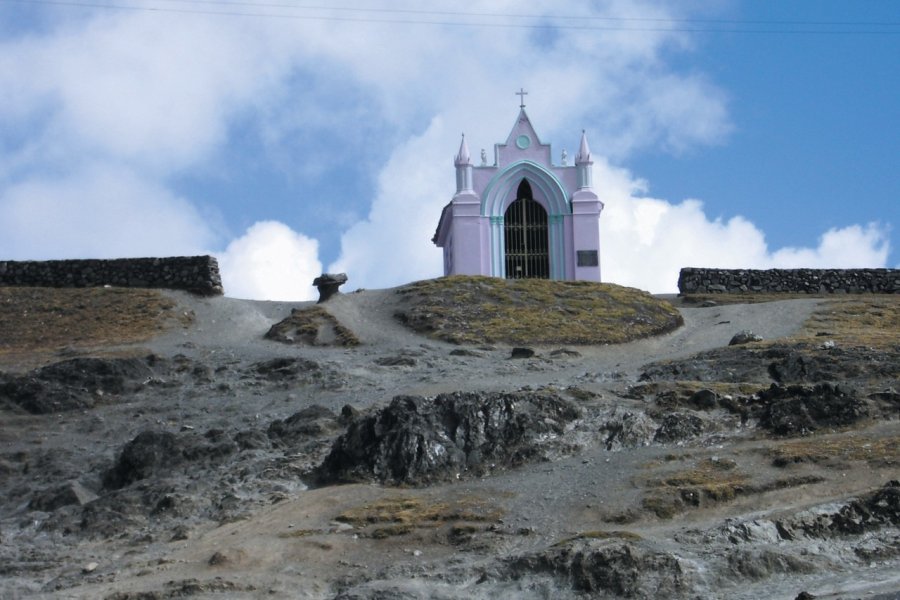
<box><xmin>504</xmin><ymin>179</ymin><xmax>550</xmax><ymax>279</ymax></box>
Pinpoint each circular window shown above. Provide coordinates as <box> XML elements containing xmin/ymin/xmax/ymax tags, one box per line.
<box><xmin>515</xmin><ymin>134</ymin><xmax>531</xmax><ymax>150</ymax></box>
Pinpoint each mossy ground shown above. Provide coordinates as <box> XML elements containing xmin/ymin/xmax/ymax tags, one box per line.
<box><xmin>394</xmin><ymin>275</ymin><xmax>683</xmax><ymax>346</ymax></box>
<box><xmin>683</xmin><ymin>293</ymin><xmax>899</xmax><ymax>349</ymax></box>
<box><xmin>768</xmin><ymin>434</ymin><xmax>900</xmax><ymax>468</ymax></box>
<box><xmin>0</xmin><ymin>286</ymin><xmax>190</xmax><ymax>366</ymax></box>
<box><xmin>334</xmin><ymin>494</ymin><xmax>502</xmax><ymax>539</ymax></box>
<box><xmin>264</xmin><ymin>306</ymin><xmax>360</xmax><ymax>347</ymax></box>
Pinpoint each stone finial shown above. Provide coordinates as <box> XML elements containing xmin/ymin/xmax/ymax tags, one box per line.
<box><xmin>575</xmin><ymin>130</ymin><xmax>592</xmax><ymax>164</ymax></box>
<box><xmin>313</xmin><ymin>273</ymin><xmax>348</xmax><ymax>303</ymax></box>
<box><xmin>454</xmin><ymin>134</ymin><xmax>471</xmax><ymax>166</ymax></box>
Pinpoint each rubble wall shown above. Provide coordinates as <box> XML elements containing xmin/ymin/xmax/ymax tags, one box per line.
<box><xmin>678</xmin><ymin>267</ymin><xmax>898</xmax><ymax>294</ymax></box>
<box><xmin>0</xmin><ymin>256</ymin><xmax>223</xmax><ymax>296</ymax></box>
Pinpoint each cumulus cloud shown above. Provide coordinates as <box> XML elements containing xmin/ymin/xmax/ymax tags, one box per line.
<box><xmin>217</xmin><ymin>221</ymin><xmax>322</xmax><ymax>301</ymax></box>
<box><xmin>0</xmin><ymin>165</ymin><xmax>218</xmax><ymax>259</ymax></box>
<box><xmin>0</xmin><ymin>10</ymin><xmax>287</xmax><ymax>172</ymax></box>
<box><xmin>327</xmin><ymin>118</ymin><xmax>449</xmax><ymax>289</ymax></box>
<box><xmin>595</xmin><ymin>161</ymin><xmax>891</xmax><ymax>292</ymax></box>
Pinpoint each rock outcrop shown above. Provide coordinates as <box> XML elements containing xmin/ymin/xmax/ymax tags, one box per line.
<box><xmin>315</xmin><ymin>391</ymin><xmax>581</xmax><ymax>485</ymax></box>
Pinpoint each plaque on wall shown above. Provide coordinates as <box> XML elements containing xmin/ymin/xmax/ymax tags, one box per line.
<box><xmin>577</xmin><ymin>250</ymin><xmax>599</xmax><ymax>267</ymax></box>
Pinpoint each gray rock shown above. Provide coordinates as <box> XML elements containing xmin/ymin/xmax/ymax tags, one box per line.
<box><xmin>103</xmin><ymin>429</ymin><xmax>238</xmax><ymax>489</ymax></box>
<box><xmin>29</xmin><ymin>481</ymin><xmax>98</xmax><ymax>512</ymax></box>
<box><xmin>0</xmin><ymin>356</ymin><xmax>160</xmax><ymax>414</ymax></box>
<box><xmin>313</xmin><ymin>272</ymin><xmax>348</xmax><ymax>303</ymax></box>
<box><xmin>729</xmin><ymin>330</ymin><xmax>762</xmax><ymax>345</ymax></box>
<box><xmin>654</xmin><ymin>412</ymin><xmax>705</xmax><ymax>443</ymax></box>
<box><xmin>688</xmin><ymin>389</ymin><xmax>718</xmax><ymax>409</ymax></box>
<box><xmin>315</xmin><ymin>391</ymin><xmax>581</xmax><ymax>485</ymax></box>
<box><xmin>511</xmin><ymin>347</ymin><xmax>535</xmax><ymax>359</ymax></box>
<box><xmin>600</xmin><ymin>409</ymin><xmax>658</xmax><ymax>450</ymax></box>
<box><xmin>375</xmin><ymin>356</ymin><xmax>417</xmax><ymax>367</ymax></box>
<box><xmin>267</xmin><ymin>405</ymin><xmax>340</xmax><ymax>444</ymax></box>
<box><xmin>757</xmin><ymin>383</ymin><xmax>868</xmax><ymax>436</ymax></box>
<box><xmin>506</xmin><ymin>538</ymin><xmax>697</xmax><ymax>597</ymax></box>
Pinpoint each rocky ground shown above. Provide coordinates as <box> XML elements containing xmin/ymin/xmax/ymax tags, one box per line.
<box><xmin>0</xmin><ymin>283</ymin><xmax>898</xmax><ymax>599</ymax></box>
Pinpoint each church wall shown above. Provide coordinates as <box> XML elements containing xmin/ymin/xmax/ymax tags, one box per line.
<box><xmin>0</xmin><ymin>256</ymin><xmax>224</xmax><ymax>295</ymax></box>
<box><xmin>570</xmin><ymin>213</ymin><xmax>601</xmax><ymax>282</ymax></box>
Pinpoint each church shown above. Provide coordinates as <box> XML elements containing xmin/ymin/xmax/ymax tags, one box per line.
<box><xmin>433</xmin><ymin>92</ymin><xmax>603</xmax><ymax>281</ymax></box>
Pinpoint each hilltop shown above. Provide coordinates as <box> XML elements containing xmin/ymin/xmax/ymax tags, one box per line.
<box><xmin>0</xmin><ymin>277</ymin><xmax>898</xmax><ymax>599</ymax></box>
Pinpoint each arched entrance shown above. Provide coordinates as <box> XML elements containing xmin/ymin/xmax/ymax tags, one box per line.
<box><xmin>504</xmin><ymin>180</ymin><xmax>549</xmax><ymax>279</ymax></box>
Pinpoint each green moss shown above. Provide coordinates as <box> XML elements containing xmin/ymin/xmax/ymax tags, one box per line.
<box><xmin>394</xmin><ymin>276</ymin><xmax>683</xmax><ymax>346</ymax></box>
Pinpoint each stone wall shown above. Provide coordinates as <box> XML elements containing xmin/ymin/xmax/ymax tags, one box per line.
<box><xmin>678</xmin><ymin>268</ymin><xmax>899</xmax><ymax>295</ymax></box>
<box><xmin>0</xmin><ymin>256</ymin><xmax>223</xmax><ymax>296</ymax></box>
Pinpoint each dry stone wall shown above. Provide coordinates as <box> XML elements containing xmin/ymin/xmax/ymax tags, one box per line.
<box><xmin>0</xmin><ymin>256</ymin><xmax>223</xmax><ymax>296</ymax></box>
<box><xmin>678</xmin><ymin>267</ymin><xmax>898</xmax><ymax>295</ymax></box>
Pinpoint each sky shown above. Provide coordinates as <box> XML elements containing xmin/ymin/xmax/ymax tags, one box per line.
<box><xmin>0</xmin><ymin>0</ymin><xmax>897</xmax><ymax>300</ymax></box>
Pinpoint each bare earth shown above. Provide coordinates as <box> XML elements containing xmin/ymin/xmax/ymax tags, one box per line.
<box><xmin>1</xmin><ymin>287</ymin><xmax>898</xmax><ymax>600</ymax></box>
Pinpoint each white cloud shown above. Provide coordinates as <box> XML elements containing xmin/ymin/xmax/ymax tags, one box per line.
<box><xmin>769</xmin><ymin>224</ymin><xmax>891</xmax><ymax>268</ymax></box>
<box><xmin>0</xmin><ymin>11</ymin><xmax>288</xmax><ymax>172</ymax></box>
<box><xmin>328</xmin><ymin>118</ymin><xmax>448</xmax><ymax>289</ymax></box>
<box><xmin>217</xmin><ymin>221</ymin><xmax>322</xmax><ymax>301</ymax></box>
<box><xmin>0</xmin><ymin>164</ymin><xmax>218</xmax><ymax>259</ymax></box>
<box><xmin>595</xmin><ymin>161</ymin><xmax>890</xmax><ymax>292</ymax></box>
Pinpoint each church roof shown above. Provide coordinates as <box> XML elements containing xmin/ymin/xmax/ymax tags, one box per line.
<box><xmin>504</xmin><ymin>108</ymin><xmax>543</xmax><ymax>148</ymax></box>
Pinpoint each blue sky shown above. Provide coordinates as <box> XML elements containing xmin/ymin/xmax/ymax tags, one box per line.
<box><xmin>0</xmin><ymin>0</ymin><xmax>896</xmax><ymax>299</ymax></box>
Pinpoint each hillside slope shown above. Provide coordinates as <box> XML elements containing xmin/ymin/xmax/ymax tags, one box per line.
<box><xmin>0</xmin><ymin>281</ymin><xmax>898</xmax><ymax>599</ymax></box>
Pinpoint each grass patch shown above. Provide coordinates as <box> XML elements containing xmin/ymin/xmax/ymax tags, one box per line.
<box><xmin>642</xmin><ymin>458</ymin><xmax>749</xmax><ymax>518</ymax></box>
<box><xmin>796</xmin><ymin>296</ymin><xmax>900</xmax><ymax>349</ymax></box>
<box><xmin>0</xmin><ymin>286</ymin><xmax>189</xmax><ymax>364</ymax></box>
<box><xmin>265</xmin><ymin>306</ymin><xmax>360</xmax><ymax>347</ymax></box>
<box><xmin>335</xmin><ymin>495</ymin><xmax>502</xmax><ymax>538</ymax></box>
<box><xmin>769</xmin><ymin>435</ymin><xmax>900</xmax><ymax>468</ymax></box>
<box><xmin>394</xmin><ymin>276</ymin><xmax>683</xmax><ymax>345</ymax></box>
<box><xmin>683</xmin><ymin>294</ymin><xmax>899</xmax><ymax>349</ymax></box>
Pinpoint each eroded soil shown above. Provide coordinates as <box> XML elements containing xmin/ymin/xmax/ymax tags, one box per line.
<box><xmin>1</xmin><ymin>286</ymin><xmax>898</xmax><ymax>599</ymax></box>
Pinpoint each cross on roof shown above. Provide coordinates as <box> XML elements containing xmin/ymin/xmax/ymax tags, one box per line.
<box><xmin>516</xmin><ymin>87</ymin><xmax>528</xmax><ymax>108</ymax></box>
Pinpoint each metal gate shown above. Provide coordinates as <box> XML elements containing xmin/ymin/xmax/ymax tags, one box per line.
<box><xmin>504</xmin><ymin>180</ymin><xmax>550</xmax><ymax>279</ymax></box>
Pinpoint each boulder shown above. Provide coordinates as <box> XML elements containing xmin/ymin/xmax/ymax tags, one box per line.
<box><xmin>315</xmin><ymin>391</ymin><xmax>580</xmax><ymax>485</ymax></box>
<box><xmin>313</xmin><ymin>273</ymin><xmax>348</xmax><ymax>303</ymax></box>
<box><xmin>267</xmin><ymin>405</ymin><xmax>340</xmax><ymax>444</ymax></box>
<box><xmin>0</xmin><ymin>356</ymin><xmax>159</xmax><ymax>414</ymax></box>
<box><xmin>103</xmin><ymin>429</ymin><xmax>238</xmax><ymax>489</ymax></box>
<box><xmin>654</xmin><ymin>412</ymin><xmax>705</xmax><ymax>443</ymax></box>
<box><xmin>506</xmin><ymin>538</ymin><xmax>697</xmax><ymax>597</ymax></box>
<box><xmin>29</xmin><ymin>481</ymin><xmax>98</xmax><ymax>512</ymax></box>
<box><xmin>757</xmin><ymin>383</ymin><xmax>868</xmax><ymax>436</ymax></box>
<box><xmin>729</xmin><ymin>330</ymin><xmax>762</xmax><ymax>346</ymax></box>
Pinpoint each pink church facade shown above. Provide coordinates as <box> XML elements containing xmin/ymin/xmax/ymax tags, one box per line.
<box><xmin>433</xmin><ymin>106</ymin><xmax>603</xmax><ymax>281</ymax></box>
